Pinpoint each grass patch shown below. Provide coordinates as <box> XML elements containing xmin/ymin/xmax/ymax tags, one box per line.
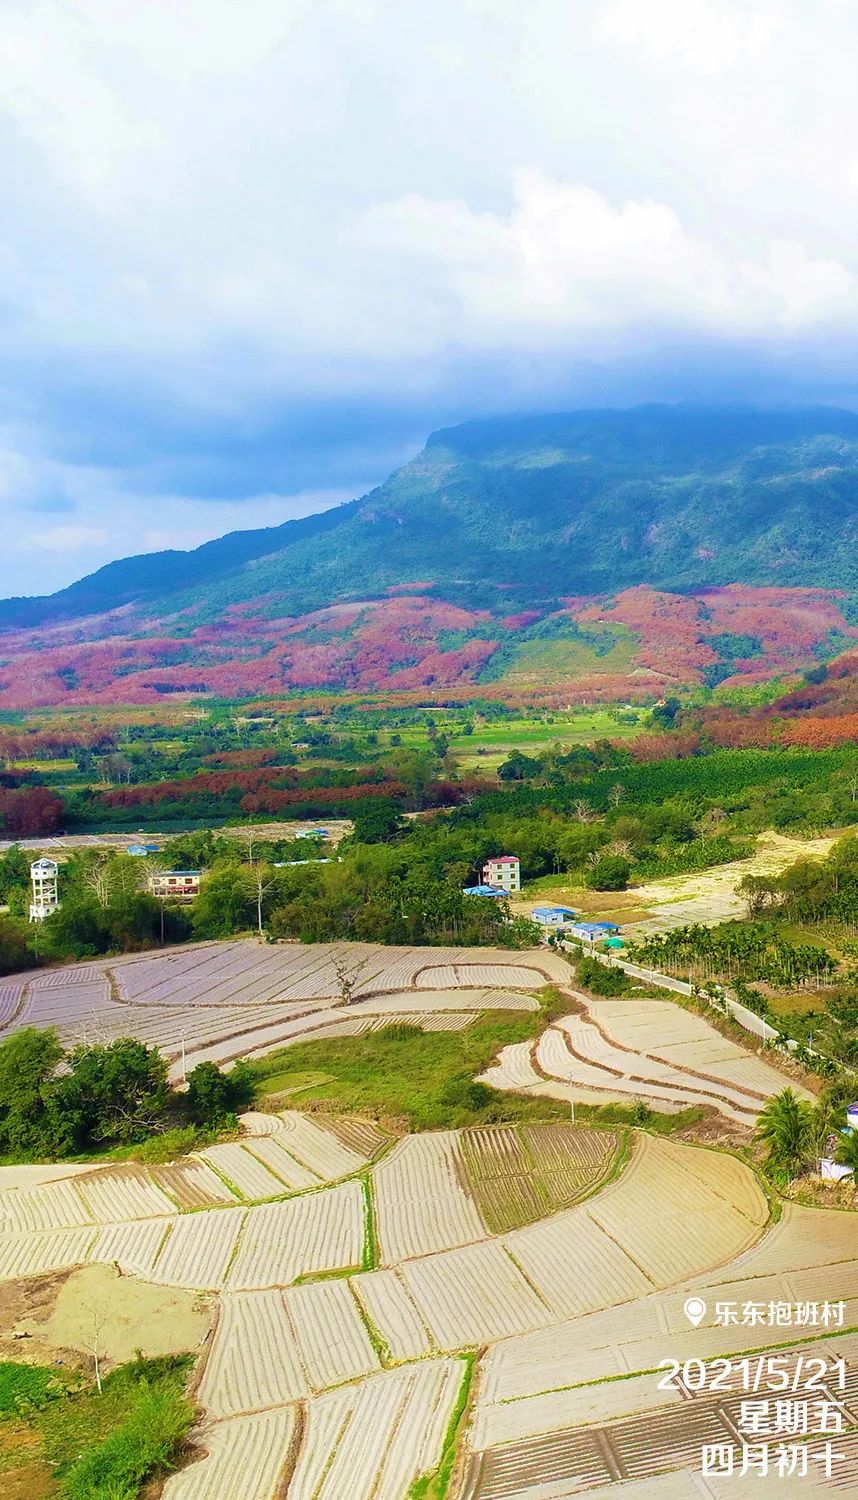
<box><xmin>408</xmin><ymin>1352</ymin><xmax>476</xmax><ymax>1500</ymax></box>
<box><xmin>248</xmin><ymin>1000</ymin><xmax>572</xmax><ymax>1131</ymax></box>
<box><xmin>246</xmin><ymin>1069</ymin><xmax>336</xmax><ymax>1097</ymax></box>
<box><xmin>0</xmin><ymin>1355</ymin><xmax>194</xmax><ymax>1500</ymax></box>
<box><xmin>573</xmin><ymin>1101</ymin><xmax>708</xmax><ymax>1135</ymax></box>
<box><xmin>361</xmin><ymin>1172</ymin><xmax>379</xmax><ymax>1271</ymax></box>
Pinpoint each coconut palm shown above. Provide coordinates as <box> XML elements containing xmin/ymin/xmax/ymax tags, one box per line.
<box><xmin>834</xmin><ymin>1128</ymin><xmax>858</xmax><ymax>1177</ymax></box>
<box><xmin>755</xmin><ymin>1088</ymin><xmax>816</xmax><ymax>1182</ymax></box>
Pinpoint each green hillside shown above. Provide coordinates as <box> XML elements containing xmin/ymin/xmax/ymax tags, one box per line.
<box><xmin>5</xmin><ymin>405</ymin><xmax>858</xmax><ymax>635</ymax></box>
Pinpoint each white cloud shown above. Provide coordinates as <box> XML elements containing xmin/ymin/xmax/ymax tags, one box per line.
<box><xmin>25</xmin><ymin>524</ymin><xmax>109</xmax><ymax>554</ymax></box>
<box><xmin>353</xmin><ymin>172</ymin><xmax>851</xmax><ymax>345</ymax></box>
<box><xmin>0</xmin><ymin>1</ymin><xmax>858</xmax><ymax>593</ymax></box>
<box><xmin>598</xmin><ymin>0</ymin><xmax>776</xmax><ymax>72</ymax></box>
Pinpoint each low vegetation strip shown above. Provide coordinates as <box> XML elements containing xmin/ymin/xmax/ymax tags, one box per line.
<box><xmin>0</xmin><ymin>1354</ymin><xmax>194</xmax><ymax>1500</ymax></box>
<box><xmin>286</xmin><ymin>1357</ymin><xmax>466</xmax><ymax>1500</ymax></box>
<box><xmin>457</xmin><ymin>1123</ymin><xmax>620</xmax><ymax>1234</ymax></box>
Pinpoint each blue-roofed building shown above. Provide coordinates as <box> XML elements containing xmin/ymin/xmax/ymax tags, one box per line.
<box><xmin>463</xmin><ymin>884</ymin><xmax>507</xmax><ymax>898</ymax></box>
<box><xmin>569</xmin><ymin>920</ymin><xmax>620</xmax><ymax>943</ymax></box>
<box><xmin>531</xmin><ymin>906</ymin><xmax>578</xmax><ymax>928</ymax></box>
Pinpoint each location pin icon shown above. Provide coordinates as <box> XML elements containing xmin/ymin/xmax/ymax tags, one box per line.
<box><xmin>684</xmin><ymin>1296</ymin><xmax>707</xmax><ymax>1327</ymax></box>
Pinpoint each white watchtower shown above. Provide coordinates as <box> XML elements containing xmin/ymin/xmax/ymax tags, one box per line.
<box><xmin>29</xmin><ymin>858</ymin><xmax>60</xmax><ymax>922</ymax></box>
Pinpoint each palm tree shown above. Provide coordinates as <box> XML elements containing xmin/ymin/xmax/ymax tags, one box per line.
<box><xmin>834</xmin><ymin>1128</ymin><xmax>858</xmax><ymax>1177</ymax></box>
<box><xmin>755</xmin><ymin>1089</ymin><xmax>816</xmax><ymax>1182</ymax></box>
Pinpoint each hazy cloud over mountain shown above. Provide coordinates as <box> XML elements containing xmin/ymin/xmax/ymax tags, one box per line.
<box><xmin>1</xmin><ymin>0</ymin><xmax>858</xmax><ymax>592</ymax></box>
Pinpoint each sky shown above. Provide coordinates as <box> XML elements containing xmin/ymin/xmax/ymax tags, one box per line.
<box><xmin>1</xmin><ymin>0</ymin><xmax>858</xmax><ymax>595</ymax></box>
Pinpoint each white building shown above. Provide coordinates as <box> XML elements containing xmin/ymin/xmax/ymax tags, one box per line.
<box><xmin>29</xmin><ymin>858</ymin><xmax>60</xmax><ymax>922</ymax></box>
<box><xmin>482</xmin><ymin>855</ymin><xmax>521</xmax><ymax>893</ymax></box>
<box><xmin>531</xmin><ymin>905</ymin><xmax>577</xmax><ymax>928</ymax></box>
<box><xmin>148</xmin><ymin>870</ymin><xmax>202</xmax><ymax>903</ymax></box>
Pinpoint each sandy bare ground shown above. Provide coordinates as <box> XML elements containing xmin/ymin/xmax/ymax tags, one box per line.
<box><xmin>629</xmin><ymin>830</ymin><xmax>836</xmax><ymax>935</ymax></box>
<box><xmin>0</xmin><ymin>1262</ymin><xmax>212</xmax><ymax>1370</ymax></box>
<box><xmin>515</xmin><ymin>831</ymin><xmax>836</xmax><ymax>936</ymax></box>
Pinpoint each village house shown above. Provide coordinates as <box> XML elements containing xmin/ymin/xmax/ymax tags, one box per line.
<box><xmin>481</xmin><ymin>855</ymin><xmax>521</xmax><ymax>893</ymax></box>
<box><xmin>147</xmin><ymin>870</ymin><xmax>202</xmax><ymax>903</ymax></box>
<box><xmin>531</xmin><ymin>905</ymin><xmax>578</xmax><ymax>928</ymax></box>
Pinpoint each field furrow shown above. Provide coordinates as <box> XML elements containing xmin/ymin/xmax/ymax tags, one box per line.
<box><xmin>198</xmin><ymin>1291</ymin><xmax>307</xmax><ymax>1418</ymax></box>
<box><xmin>89</xmin><ymin>1218</ymin><xmax>170</xmax><ymax>1278</ymax></box>
<box><xmin>0</xmin><ymin>1179</ymin><xmax>91</xmax><ymax>1234</ymax></box>
<box><xmin>152</xmin><ymin>1160</ymin><xmax>240</xmax><ymax>1210</ymax></box>
<box><xmin>197</xmin><ymin>1143</ymin><xmax>288</xmax><ymax>1201</ymax></box>
<box><xmin>0</xmin><ymin>1227</ymin><xmax>94</xmax><ymax>1279</ymax></box>
<box><xmin>150</xmin><ymin>1208</ymin><xmax>246</xmax><ymax>1289</ymax></box>
<box><xmin>284</xmin><ymin>1279</ymin><xmax>380</xmax><ymax>1389</ymax></box>
<box><xmin>161</xmin><ymin>1408</ymin><xmax>294</xmax><ymax>1500</ymax></box>
<box><xmin>287</xmin><ymin>1359</ymin><xmax>465</xmax><ymax>1500</ymax></box>
<box><xmin>399</xmin><ymin>1239</ymin><xmax>550</xmax><ymax>1347</ymax></box>
<box><xmin>323</xmin><ymin>1116</ymin><xmax>389</xmax><ymax>1158</ymax></box>
<box><xmin>373</xmin><ymin>1133</ymin><xmax>486</xmax><ymax>1262</ymax></box>
<box><xmin>76</xmin><ymin>1169</ymin><xmax>176</xmax><ymax>1222</ymax></box>
<box><xmin>277</xmin><ymin>1111</ymin><xmax>367</xmax><ymax>1179</ymax></box>
<box><xmin>226</xmin><ymin>1181</ymin><xmax>364</xmax><ymax>1289</ymax></box>
<box><xmin>241</xmin><ymin>1135</ymin><xmax>321</xmax><ymax>1190</ymax></box>
<box><xmin>351</xmin><ymin>1268</ymin><xmax>435</xmax><ymax>1361</ymax></box>
<box><xmin>504</xmin><ymin>1209</ymin><xmax>654</xmax><ymax>1320</ymax></box>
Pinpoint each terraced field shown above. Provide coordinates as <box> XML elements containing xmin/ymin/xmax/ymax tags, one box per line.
<box><xmin>0</xmin><ymin>943</ymin><xmax>853</xmax><ymax>1496</ymax></box>
<box><xmin>1</xmin><ymin>940</ymin><xmax>564</xmax><ymax>1078</ymax></box>
<box><xmin>1</xmin><ymin>1096</ymin><xmax>825</xmax><ymax>1497</ymax></box>
<box><xmin>482</xmin><ymin>987</ymin><xmax>810</xmax><ymax>1126</ymax></box>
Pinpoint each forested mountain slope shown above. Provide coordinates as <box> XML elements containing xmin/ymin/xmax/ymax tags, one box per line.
<box><xmin>4</xmin><ymin>405</ymin><xmax>858</xmax><ymax>706</ymax></box>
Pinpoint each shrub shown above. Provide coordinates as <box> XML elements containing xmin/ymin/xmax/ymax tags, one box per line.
<box><xmin>575</xmin><ymin>956</ymin><xmax>629</xmax><ymax>996</ymax></box>
<box><xmin>586</xmin><ymin>856</ymin><xmax>631</xmax><ymax>891</ymax></box>
<box><xmin>63</xmin><ymin>1381</ymin><xmax>193</xmax><ymax>1500</ymax></box>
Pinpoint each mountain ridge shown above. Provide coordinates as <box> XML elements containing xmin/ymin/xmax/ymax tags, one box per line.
<box><xmin>4</xmin><ymin>404</ymin><xmax>858</xmax><ymax>707</ymax></box>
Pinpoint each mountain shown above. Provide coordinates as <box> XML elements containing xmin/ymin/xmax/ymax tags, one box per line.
<box><xmin>4</xmin><ymin>404</ymin><xmax>858</xmax><ymax>708</ymax></box>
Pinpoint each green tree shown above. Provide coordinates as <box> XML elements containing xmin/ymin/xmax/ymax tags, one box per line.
<box><xmin>498</xmin><ymin>752</ymin><xmax>542</xmax><ymax>781</ymax></box>
<box><xmin>184</xmin><ymin>1060</ymin><xmax>253</xmax><ymax>1127</ymax></box>
<box><xmin>0</xmin><ymin>1028</ymin><xmax>72</xmax><ymax>1157</ymax></box>
<box><xmin>0</xmin><ymin>844</ymin><xmax>29</xmax><ymax>900</ymax></box>
<box><xmin>59</xmin><ymin>1038</ymin><xmax>171</xmax><ymax>1145</ymax></box>
<box><xmin>0</xmin><ymin>914</ymin><xmax>34</xmax><ymax>976</ymax></box>
<box><xmin>755</xmin><ymin>1088</ymin><xmax>816</xmax><ymax>1182</ymax></box>
<box><xmin>191</xmin><ymin>866</ymin><xmax>255</xmax><ymax>938</ymax></box>
<box><xmin>834</xmin><ymin>1128</ymin><xmax>858</xmax><ymax>1176</ymax></box>
<box><xmin>350</xmin><ymin>796</ymin><xmax>406</xmax><ymax>844</ymax></box>
<box><xmin>576</xmin><ymin>955</ymin><xmax>629</xmax><ymax>995</ymax></box>
<box><xmin>586</xmin><ymin>855</ymin><xmax>631</xmax><ymax>891</ymax></box>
